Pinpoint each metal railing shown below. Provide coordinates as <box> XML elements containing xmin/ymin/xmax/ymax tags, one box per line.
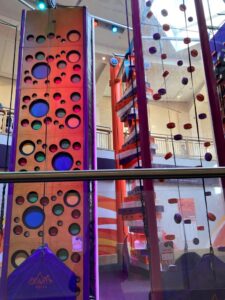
<box><xmin>0</xmin><ymin>167</ymin><xmax>225</xmax><ymax>182</ymax></box>
<box><xmin>96</xmin><ymin>126</ymin><xmax>112</xmax><ymax>150</ymax></box>
<box><xmin>0</xmin><ymin>108</ymin><xmax>14</xmax><ymax>134</ymax></box>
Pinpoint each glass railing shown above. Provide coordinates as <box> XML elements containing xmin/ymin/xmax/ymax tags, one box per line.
<box><xmin>0</xmin><ymin>167</ymin><xmax>225</xmax><ymax>300</ymax></box>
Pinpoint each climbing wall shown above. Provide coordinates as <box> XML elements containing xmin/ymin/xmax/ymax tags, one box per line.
<box><xmin>3</xmin><ymin>7</ymin><xmax>94</xmax><ymax>300</ymax></box>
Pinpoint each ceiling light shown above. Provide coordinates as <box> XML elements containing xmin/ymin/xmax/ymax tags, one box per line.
<box><xmin>112</xmin><ymin>26</ymin><xmax>118</xmax><ymax>33</ymax></box>
<box><xmin>102</xmin><ymin>56</ymin><xmax>106</xmax><ymax>61</ymax></box>
<box><xmin>37</xmin><ymin>0</ymin><xmax>47</xmax><ymax>10</ymax></box>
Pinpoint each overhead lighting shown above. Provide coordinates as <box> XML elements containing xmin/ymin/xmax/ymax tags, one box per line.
<box><xmin>112</xmin><ymin>26</ymin><xmax>118</xmax><ymax>33</ymax></box>
<box><xmin>102</xmin><ymin>56</ymin><xmax>106</xmax><ymax>61</ymax></box>
<box><xmin>37</xmin><ymin>0</ymin><xmax>47</xmax><ymax>10</ymax></box>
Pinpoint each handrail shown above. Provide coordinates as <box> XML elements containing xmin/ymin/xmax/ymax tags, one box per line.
<box><xmin>0</xmin><ymin>167</ymin><xmax>224</xmax><ymax>183</ymax></box>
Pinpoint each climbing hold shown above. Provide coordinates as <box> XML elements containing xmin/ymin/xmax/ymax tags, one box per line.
<box><xmin>162</xmin><ymin>70</ymin><xmax>169</xmax><ymax>77</ymax></box>
<box><xmin>153</xmin><ymin>33</ymin><xmax>161</xmax><ymax>40</ymax></box>
<box><xmin>183</xmin><ymin>123</ymin><xmax>192</xmax><ymax>130</ymax></box>
<box><xmin>182</xmin><ymin>77</ymin><xmax>188</xmax><ymax>85</ymax></box>
<box><xmin>179</xmin><ymin>4</ymin><xmax>186</xmax><ymax>11</ymax></box>
<box><xmin>177</xmin><ymin>60</ymin><xmax>183</xmax><ymax>66</ymax></box>
<box><xmin>161</xmin><ymin>9</ymin><xmax>168</xmax><ymax>17</ymax></box>
<box><xmin>193</xmin><ymin>238</ymin><xmax>199</xmax><ymax>245</ymax></box>
<box><xmin>174</xmin><ymin>134</ymin><xmax>183</xmax><ymax>141</ymax></box>
<box><xmin>197</xmin><ymin>226</ymin><xmax>204</xmax><ymax>231</ymax></box>
<box><xmin>205</xmin><ymin>191</ymin><xmax>211</xmax><ymax>196</ymax></box>
<box><xmin>165</xmin><ymin>234</ymin><xmax>175</xmax><ymax>240</ymax></box>
<box><xmin>205</xmin><ymin>152</ymin><xmax>212</xmax><ymax>161</ymax></box>
<box><xmin>198</xmin><ymin>113</ymin><xmax>207</xmax><ymax>120</ymax></box>
<box><xmin>184</xmin><ymin>37</ymin><xmax>191</xmax><ymax>44</ymax></box>
<box><xmin>196</xmin><ymin>94</ymin><xmax>204</xmax><ymax>101</ymax></box>
<box><xmin>167</xmin><ymin>122</ymin><xmax>175</xmax><ymax>129</ymax></box>
<box><xmin>204</xmin><ymin>141</ymin><xmax>211</xmax><ymax>147</ymax></box>
<box><xmin>168</xmin><ymin>198</ymin><xmax>178</xmax><ymax>204</ymax></box>
<box><xmin>163</xmin><ymin>24</ymin><xmax>170</xmax><ymax>31</ymax></box>
<box><xmin>191</xmin><ymin>49</ymin><xmax>198</xmax><ymax>57</ymax></box>
<box><xmin>164</xmin><ymin>152</ymin><xmax>173</xmax><ymax>160</ymax></box>
<box><xmin>207</xmin><ymin>212</ymin><xmax>216</xmax><ymax>221</ymax></box>
<box><xmin>174</xmin><ymin>213</ymin><xmax>182</xmax><ymax>224</ymax></box>
<box><xmin>147</xmin><ymin>11</ymin><xmax>153</xmax><ymax>19</ymax></box>
<box><xmin>161</xmin><ymin>53</ymin><xmax>167</xmax><ymax>60</ymax></box>
<box><xmin>158</xmin><ymin>88</ymin><xmax>166</xmax><ymax>95</ymax></box>
<box><xmin>184</xmin><ymin>219</ymin><xmax>191</xmax><ymax>224</ymax></box>
<box><xmin>149</xmin><ymin>47</ymin><xmax>157</xmax><ymax>54</ymax></box>
<box><xmin>188</xmin><ymin>16</ymin><xmax>193</xmax><ymax>22</ymax></box>
<box><xmin>153</xmin><ymin>93</ymin><xmax>161</xmax><ymax>101</ymax></box>
<box><xmin>146</xmin><ymin>0</ymin><xmax>152</xmax><ymax>7</ymax></box>
<box><xmin>187</xmin><ymin>66</ymin><xmax>195</xmax><ymax>73</ymax></box>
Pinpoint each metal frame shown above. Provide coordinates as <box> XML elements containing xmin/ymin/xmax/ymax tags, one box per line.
<box><xmin>0</xmin><ymin>167</ymin><xmax>225</xmax><ymax>182</ymax></box>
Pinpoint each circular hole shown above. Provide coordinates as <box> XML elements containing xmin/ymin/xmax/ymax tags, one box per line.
<box><xmin>42</xmin><ymin>144</ymin><xmax>47</xmax><ymax>149</ymax></box>
<box><xmin>34</xmin><ymin>151</ymin><xmax>46</xmax><ymax>162</ymax></box>
<box><xmin>49</xmin><ymin>144</ymin><xmax>58</xmax><ymax>153</ymax></box>
<box><xmin>57</xmin><ymin>190</ymin><xmax>63</xmax><ymax>196</ymax></box>
<box><xmin>67</xmin><ymin>50</ymin><xmax>81</xmax><ymax>63</ymax></box>
<box><xmin>61</xmin><ymin>50</ymin><xmax>66</xmax><ymax>55</ymax></box>
<box><xmin>32</xmin><ymin>93</ymin><xmax>37</xmax><ymax>98</ymax></box>
<box><xmin>37</xmin><ymin>139</ymin><xmax>42</xmax><ymax>145</ymax></box>
<box><xmin>53</xmin><ymin>93</ymin><xmax>61</xmax><ymax>101</ymax></box>
<box><xmin>56</xmin><ymin>35</ymin><xmax>61</xmax><ymax>40</ymax></box>
<box><xmin>22</xmin><ymin>206</ymin><xmax>45</xmax><ymax>229</ymax></box>
<box><xmin>54</xmin><ymin>77</ymin><xmax>62</xmax><ymax>84</ymax></box>
<box><xmin>33</xmin><ymin>80</ymin><xmax>38</xmax><ymax>85</ymax></box>
<box><xmin>11</xmin><ymin>250</ymin><xmax>29</xmax><ymax>268</ymax></box>
<box><xmin>57</xmin><ymin>220</ymin><xmax>63</xmax><ymax>226</ymax></box>
<box><xmin>36</xmin><ymin>35</ymin><xmax>46</xmax><ymax>44</ymax></box>
<box><xmin>30</xmin><ymin>99</ymin><xmax>49</xmax><ymax>118</ymax></box>
<box><xmin>22</xmin><ymin>105</ymin><xmax>27</xmax><ymax>110</ymax></box>
<box><xmin>71</xmin><ymin>252</ymin><xmax>80</xmax><ymax>263</ymax></box>
<box><xmin>46</xmin><ymin>55</ymin><xmax>54</xmax><ymax>62</ymax></box>
<box><xmin>67</xmin><ymin>30</ymin><xmax>81</xmax><ymax>42</ymax></box>
<box><xmin>72</xmin><ymin>209</ymin><xmax>81</xmax><ymax>219</ymax></box>
<box><xmin>25</xmin><ymin>55</ymin><xmax>33</xmax><ymax>62</ymax></box>
<box><xmin>40</xmin><ymin>197</ymin><xmax>49</xmax><ymax>206</ymax></box>
<box><xmin>73</xmin><ymin>64</ymin><xmax>81</xmax><ymax>71</ymax></box>
<box><xmin>76</xmin><ymin>160</ymin><xmax>81</xmax><ymax>166</ymax></box>
<box><xmin>72</xmin><ymin>142</ymin><xmax>81</xmax><ymax>150</ymax></box>
<box><xmin>49</xmin><ymin>226</ymin><xmax>58</xmax><ymax>236</ymax></box>
<box><xmin>57</xmin><ymin>60</ymin><xmax>67</xmax><ymax>69</ymax></box>
<box><xmin>61</xmin><ymin>38</ymin><xmax>66</xmax><ymax>43</ymax></box>
<box><xmin>32</xmin><ymin>63</ymin><xmax>51</xmax><ymax>79</ymax></box>
<box><xmin>52</xmin><ymin>152</ymin><xmax>74</xmax><ymax>170</ymax></box>
<box><xmin>53</xmin><ymin>204</ymin><xmax>64</xmax><ymax>216</ymax></box>
<box><xmin>27</xmin><ymin>35</ymin><xmax>34</xmax><ymax>41</ymax></box>
<box><xmin>13</xmin><ymin>225</ymin><xmax>23</xmax><ymax>235</ymax></box>
<box><xmin>47</xmin><ymin>32</ymin><xmax>55</xmax><ymax>39</ymax></box>
<box><xmin>23</xmin><ymin>96</ymin><xmax>31</xmax><ymax>103</ymax></box>
<box><xmin>71</xmin><ymin>74</ymin><xmax>81</xmax><ymax>83</ymax></box>
<box><xmin>75</xmin><ymin>287</ymin><xmax>81</xmax><ymax>296</ymax></box>
<box><xmin>51</xmin><ymin>195</ymin><xmax>57</xmax><ymax>201</ymax></box>
<box><xmin>21</xmin><ymin>119</ymin><xmax>29</xmax><ymax>127</ymax></box>
<box><xmin>24</xmin><ymin>231</ymin><xmax>30</xmax><ymax>237</ymax></box>
<box><xmin>59</xmin><ymin>124</ymin><xmax>64</xmax><ymax>129</ymax></box>
<box><xmin>24</xmin><ymin>70</ymin><xmax>29</xmax><ymax>75</ymax></box>
<box><xmin>69</xmin><ymin>223</ymin><xmax>80</xmax><ymax>235</ymax></box>
<box><xmin>76</xmin><ymin>277</ymin><xmax>81</xmax><ymax>283</ymax></box>
<box><xmin>61</xmin><ymin>72</ymin><xmax>66</xmax><ymax>77</ymax></box>
<box><xmin>31</xmin><ymin>120</ymin><xmax>42</xmax><ymax>130</ymax></box>
<box><xmin>61</xmin><ymin>99</ymin><xmax>66</xmax><ymax>104</ymax></box>
<box><xmin>27</xmin><ymin>191</ymin><xmax>38</xmax><ymax>203</ymax></box>
<box><xmin>57</xmin><ymin>248</ymin><xmax>69</xmax><ymax>261</ymax></box>
<box><xmin>18</xmin><ymin>158</ymin><xmax>27</xmax><ymax>166</ymax></box>
<box><xmin>35</xmin><ymin>52</ymin><xmax>45</xmax><ymax>60</ymax></box>
<box><xmin>34</xmin><ymin>166</ymin><xmax>40</xmax><ymax>171</ymax></box>
<box><xmin>56</xmin><ymin>108</ymin><xmax>66</xmax><ymax>118</ymax></box>
<box><xmin>73</xmin><ymin>105</ymin><xmax>81</xmax><ymax>113</ymax></box>
<box><xmin>15</xmin><ymin>196</ymin><xmax>25</xmax><ymax>205</ymax></box>
<box><xmin>44</xmin><ymin>93</ymin><xmax>49</xmax><ymax>98</ymax></box>
<box><xmin>71</xmin><ymin>92</ymin><xmax>81</xmax><ymax>102</ymax></box>
<box><xmin>38</xmin><ymin>231</ymin><xmax>43</xmax><ymax>237</ymax></box>
<box><xmin>45</xmin><ymin>80</ymin><xmax>50</xmax><ymax>84</ymax></box>
<box><xmin>64</xmin><ymin>190</ymin><xmax>80</xmax><ymax>207</ymax></box>
<box><xmin>24</xmin><ymin>76</ymin><xmax>32</xmax><ymax>84</ymax></box>
<box><xmin>44</xmin><ymin>117</ymin><xmax>52</xmax><ymax>124</ymax></box>
<box><xmin>54</xmin><ymin>120</ymin><xmax>59</xmax><ymax>125</ymax></box>
<box><xmin>60</xmin><ymin>139</ymin><xmax>71</xmax><ymax>149</ymax></box>
<box><xmin>65</xmin><ymin>114</ymin><xmax>81</xmax><ymax>129</ymax></box>
<box><xmin>20</xmin><ymin>141</ymin><xmax>35</xmax><ymax>156</ymax></box>
<box><xmin>14</xmin><ymin>217</ymin><xmax>20</xmax><ymax>223</ymax></box>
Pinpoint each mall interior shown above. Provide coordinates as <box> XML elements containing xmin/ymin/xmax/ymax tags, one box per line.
<box><xmin>0</xmin><ymin>0</ymin><xmax>225</xmax><ymax>299</ymax></box>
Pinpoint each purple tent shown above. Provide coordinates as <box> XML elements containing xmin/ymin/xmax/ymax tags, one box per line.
<box><xmin>7</xmin><ymin>246</ymin><xmax>77</xmax><ymax>300</ymax></box>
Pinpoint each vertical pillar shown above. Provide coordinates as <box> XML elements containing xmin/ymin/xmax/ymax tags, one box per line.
<box><xmin>195</xmin><ymin>0</ymin><xmax>225</xmax><ymax>168</ymax></box>
<box><xmin>110</xmin><ymin>61</ymin><xmax>127</xmax><ymax>264</ymax></box>
<box><xmin>131</xmin><ymin>2</ymin><xmax>162</xmax><ymax>300</ymax></box>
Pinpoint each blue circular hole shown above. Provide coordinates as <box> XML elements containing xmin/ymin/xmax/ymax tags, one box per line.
<box><xmin>30</xmin><ymin>100</ymin><xmax>49</xmax><ymax>118</ymax></box>
<box><xmin>52</xmin><ymin>152</ymin><xmax>74</xmax><ymax>171</ymax></box>
<box><xmin>22</xmin><ymin>206</ymin><xmax>45</xmax><ymax>229</ymax></box>
<box><xmin>32</xmin><ymin>62</ymin><xmax>51</xmax><ymax>79</ymax></box>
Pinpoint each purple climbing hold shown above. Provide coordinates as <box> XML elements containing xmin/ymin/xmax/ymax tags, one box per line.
<box><xmin>174</xmin><ymin>213</ymin><xmax>182</xmax><ymax>224</ymax></box>
<box><xmin>199</xmin><ymin>113</ymin><xmax>207</xmax><ymax>120</ymax></box>
<box><xmin>149</xmin><ymin>47</ymin><xmax>157</xmax><ymax>54</ymax></box>
<box><xmin>174</xmin><ymin>134</ymin><xmax>183</xmax><ymax>141</ymax></box>
<box><xmin>153</xmin><ymin>33</ymin><xmax>161</xmax><ymax>40</ymax></box>
<box><xmin>177</xmin><ymin>60</ymin><xmax>183</xmax><ymax>66</ymax></box>
<box><xmin>205</xmin><ymin>152</ymin><xmax>212</xmax><ymax>161</ymax></box>
<box><xmin>158</xmin><ymin>88</ymin><xmax>166</xmax><ymax>95</ymax></box>
<box><xmin>182</xmin><ymin>77</ymin><xmax>188</xmax><ymax>85</ymax></box>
